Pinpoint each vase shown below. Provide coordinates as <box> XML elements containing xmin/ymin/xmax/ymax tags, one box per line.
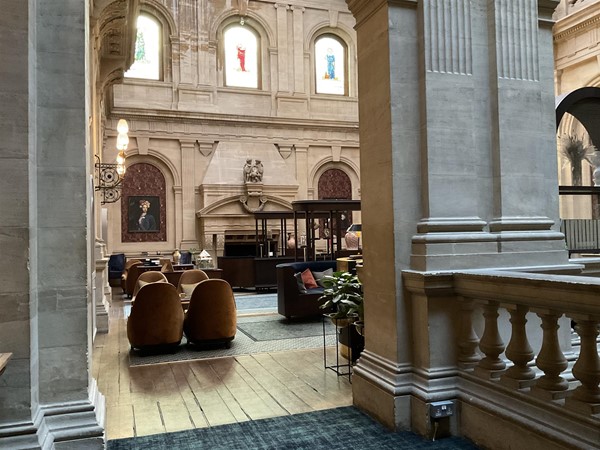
<box><xmin>286</xmin><ymin>233</ymin><xmax>295</xmax><ymax>250</ymax></box>
<box><xmin>172</xmin><ymin>249</ymin><xmax>181</xmax><ymax>264</ymax></box>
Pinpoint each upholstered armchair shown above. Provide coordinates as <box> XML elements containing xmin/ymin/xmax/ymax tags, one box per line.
<box><xmin>132</xmin><ymin>271</ymin><xmax>168</xmax><ymax>299</ymax></box>
<box><xmin>127</xmin><ymin>282</ymin><xmax>184</xmax><ymax>353</ymax></box>
<box><xmin>176</xmin><ymin>269</ymin><xmax>209</xmax><ymax>297</ymax></box>
<box><xmin>108</xmin><ymin>253</ymin><xmax>125</xmax><ymax>286</ymax></box>
<box><xmin>122</xmin><ymin>260</ymin><xmax>142</xmax><ymax>297</ymax></box>
<box><xmin>183</xmin><ymin>279</ymin><xmax>237</xmax><ymax>348</ymax></box>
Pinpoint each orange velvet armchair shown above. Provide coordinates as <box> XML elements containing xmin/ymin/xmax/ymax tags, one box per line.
<box><xmin>132</xmin><ymin>271</ymin><xmax>168</xmax><ymax>299</ymax></box>
<box><xmin>176</xmin><ymin>269</ymin><xmax>209</xmax><ymax>296</ymax></box>
<box><xmin>183</xmin><ymin>279</ymin><xmax>237</xmax><ymax>348</ymax></box>
<box><xmin>127</xmin><ymin>282</ymin><xmax>184</xmax><ymax>353</ymax></box>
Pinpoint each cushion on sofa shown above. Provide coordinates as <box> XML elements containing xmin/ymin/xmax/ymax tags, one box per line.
<box><xmin>312</xmin><ymin>268</ymin><xmax>334</xmax><ymax>287</ymax></box>
<box><xmin>294</xmin><ymin>272</ymin><xmax>307</xmax><ymax>293</ymax></box>
<box><xmin>301</xmin><ymin>269</ymin><xmax>319</xmax><ymax>289</ymax></box>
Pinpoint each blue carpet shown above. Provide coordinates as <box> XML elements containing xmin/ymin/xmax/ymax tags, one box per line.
<box><xmin>235</xmin><ymin>293</ymin><xmax>277</xmax><ymax>314</ymax></box>
<box><xmin>107</xmin><ymin>406</ymin><xmax>479</xmax><ymax>450</ymax></box>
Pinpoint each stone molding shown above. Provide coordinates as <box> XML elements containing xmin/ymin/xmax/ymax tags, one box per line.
<box><xmin>352</xmin><ymin>350</ymin><xmax>414</xmax><ymax>396</ymax></box>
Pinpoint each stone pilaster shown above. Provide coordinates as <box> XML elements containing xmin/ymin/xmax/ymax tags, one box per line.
<box><xmin>345</xmin><ymin>0</ymin><xmax>564</xmax><ymax>433</ymax></box>
<box><xmin>291</xmin><ymin>6</ymin><xmax>305</xmax><ymax>93</ymax></box>
<box><xmin>275</xmin><ymin>3</ymin><xmax>290</xmax><ymax>92</ymax></box>
<box><xmin>179</xmin><ymin>140</ymin><xmax>197</xmax><ymax>248</ymax></box>
<box><xmin>0</xmin><ymin>0</ymin><xmax>105</xmax><ymax>447</ymax></box>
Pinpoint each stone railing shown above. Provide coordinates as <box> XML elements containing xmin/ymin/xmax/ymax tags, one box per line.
<box><xmin>453</xmin><ymin>270</ymin><xmax>600</xmax><ymax>448</ymax></box>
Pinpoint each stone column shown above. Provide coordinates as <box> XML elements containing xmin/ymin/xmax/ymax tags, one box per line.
<box><xmin>345</xmin><ymin>0</ymin><xmax>562</xmax><ymax>433</ymax></box>
<box><xmin>0</xmin><ymin>1</ymin><xmax>104</xmax><ymax>447</ymax></box>
<box><xmin>179</xmin><ymin>140</ymin><xmax>197</xmax><ymax>249</ymax></box>
<box><xmin>173</xmin><ymin>186</ymin><xmax>184</xmax><ymax>249</ymax></box>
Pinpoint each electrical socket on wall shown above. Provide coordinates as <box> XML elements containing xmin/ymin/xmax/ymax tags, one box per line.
<box><xmin>429</xmin><ymin>400</ymin><xmax>454</xmax><ymax>419</ymax></box>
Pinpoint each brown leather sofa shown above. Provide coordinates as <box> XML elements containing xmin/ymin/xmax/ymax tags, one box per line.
<box><xmin>276</xmin><ymin>260</ymin><xmax>336</xmax><ymax>320</ymax></box>
<box><xmin>127</xmin><ymin>282</ymin><xmax>184</xmax><ymax>353</ymax></box>
<box><xmin>183</xmin><ymin>279</ymin><xmax>236</xmax><ymax>348</ymax></box>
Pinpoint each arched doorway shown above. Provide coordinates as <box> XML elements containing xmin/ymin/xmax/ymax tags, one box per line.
<box><xmin>317</xmin><ymin>168</ymin><xmax>353</xmax><ymax>240</ymax></box>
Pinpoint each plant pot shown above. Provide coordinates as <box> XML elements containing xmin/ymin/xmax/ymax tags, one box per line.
<box><xmin>326</xmin><ymin>313</ymin><xmax>358</xmax><ymax>328</ymax></box>
<box><xmin>338</xmin><ymin>323</ymin><xmax>365</xmax><ymax>363</ymax></box>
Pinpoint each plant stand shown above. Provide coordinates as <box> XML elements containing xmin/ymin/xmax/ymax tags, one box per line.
<box><xmin>322</xmin><ymin>315</ymin><xmax>353</xmax><ymax>382</ymax></box>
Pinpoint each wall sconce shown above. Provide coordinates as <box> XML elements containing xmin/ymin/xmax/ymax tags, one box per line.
<box><xmin>95</xmin><ymin>119</ymin><xmax>129</xmax><ymax>204</ymax></box>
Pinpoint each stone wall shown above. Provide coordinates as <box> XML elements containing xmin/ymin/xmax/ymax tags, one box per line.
<box><xmin>101</xmin><ymin>0</ymin><xmax>361</xmax><ymax>257</ymax></box>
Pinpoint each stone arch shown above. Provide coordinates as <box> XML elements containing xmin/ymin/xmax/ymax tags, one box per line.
<box><xmin>139</xmin><ymin>0</ymin><xmax>177</xmax><ymax>35</ymax></box>
<box><xmin>125</xmin><ymin>146</ymin><xmax>181</xmax><ymax>186</ymax></box>
<box><xmin>556</xmin><ymin>87</ymin><xmax>600</xmax><ymax>148</ymax></box>
<box><xmin>210</xmin><ymin>10</ymin><xmax>275</xmax><ymax>48</ymax></box>
<box><xmin>120</xmin><ymin>162</ymin><xmax>168</xmax><ymax>242</ymax></box>
<box><xmin>309</xmin><ymin>157</ymin><xmax>360</xmax><ymax>198</ymax></box>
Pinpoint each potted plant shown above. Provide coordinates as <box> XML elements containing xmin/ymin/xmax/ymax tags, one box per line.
<box><xmin>318</xmin><ymin>271</ymin><xmax>365</xmax><ymax>362</ymax></box>
<box><xmin>318</xmin><ymin>271</ymin><xmax>363</xmax><ymax>327</ymax></box>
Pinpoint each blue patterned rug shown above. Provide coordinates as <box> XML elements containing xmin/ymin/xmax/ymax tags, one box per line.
<box><xmin>107</xmin><ymin>406</ymin><xmax>480</xmax><ymax>449</ymax></box>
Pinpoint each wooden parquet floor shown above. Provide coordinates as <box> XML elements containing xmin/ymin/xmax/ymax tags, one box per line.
<box><xmin>92</xmin><ymin>294</ymin><xmax>353</xmax><ymax>440</ymax></box>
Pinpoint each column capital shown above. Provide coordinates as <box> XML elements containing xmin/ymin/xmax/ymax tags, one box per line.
<box><xmin>274</xmin><ymin>3</ymin><xmax>290</xmax><ymax>10</ymax></box>
<box><xmin>290</xmin><ymin>5</ymin><xmax>305</xmax><ymax>12</ymax></box>
<box><xmin>346</xmin><ymin>0</ymin><xmax>416</xmax><ymax>26</ymax></box>
<box><xmin>179</xmin><ymin>139</ymin><xmax>196</xmax><ymax>149</ymax></box>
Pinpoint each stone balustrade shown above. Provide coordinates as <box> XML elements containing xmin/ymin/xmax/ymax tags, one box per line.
<box><xmin>454</xmin><ymin>270</ymin><xmax>600</xmax><ymax>416</ymax></box>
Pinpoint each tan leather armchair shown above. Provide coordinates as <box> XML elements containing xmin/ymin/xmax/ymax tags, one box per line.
<box><xmin>183</xmin><ymin>279</ymin><xmax>237</xmax><ymax>348</ymax></box>
<box><xmin>121</xmin><ymin>259</ymin><xmax>141</xmax><ymax>294</ymax></box>
<box><xmin>132</xmin><ymin>271</ymin><xmax>168</xmax><ymax>299</ymax></box>
<box><xmin>127</xmin><ymin>282</ymin><xmax>184</xmax><ymax>353</ymax></box>
<box><xmin>176</xmin><ymin>269</ymin><xmax>209</xmax><ymax>296</ymax></box>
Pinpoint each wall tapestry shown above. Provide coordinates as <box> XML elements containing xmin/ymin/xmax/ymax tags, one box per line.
<box><xmin>121</xmin><ymin>162</ymin><xmax>167</xmax><ymax>242</ymax></box>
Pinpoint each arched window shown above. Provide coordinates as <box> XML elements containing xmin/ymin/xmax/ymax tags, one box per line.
<box><xmin>125</xmin><ymin>15</ymin><xmax>161</xmax><ymax>80</ymax></box>
<box><xmin>315</xmin><ymin>34</ymin><xmax>347</xmax><ymax>95</ymax></box>
<box><xmin>224</xmin><ymin>24</ymin><xmax>259</xmax><ymax>89</ymax></box>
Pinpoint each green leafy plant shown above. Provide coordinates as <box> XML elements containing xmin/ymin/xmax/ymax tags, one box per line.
<box><xmin>318</xmin><ymin>271</ymin><xmax>363</xmax><ymax>320</ymax></box>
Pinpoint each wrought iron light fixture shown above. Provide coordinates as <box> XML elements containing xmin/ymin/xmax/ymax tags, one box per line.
<box><xmin>95</xmin><ymin>119</ymin><xmax>129</xmax><ymax>204</ymax></box>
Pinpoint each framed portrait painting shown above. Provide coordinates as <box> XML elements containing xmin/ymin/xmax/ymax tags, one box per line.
<box><xmin>128</xmin><ymin>196</ymin><xmax>161</xmax><ymax>233</ymax></box>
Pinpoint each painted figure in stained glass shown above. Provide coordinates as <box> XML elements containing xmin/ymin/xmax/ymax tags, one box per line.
<box><xmin>237</xmin><ymin>44</ymin><xmax>247</xmax><ymax>71</ymax></box>
<box><xmin>326</xmin><ymin>48</ymin><xmax>335</xmax><ymax>80</ymax></box>
<box><xmin>135</xmin><ymin>30</ymin><xmax>147</xmax><ymax>63</ymax></box>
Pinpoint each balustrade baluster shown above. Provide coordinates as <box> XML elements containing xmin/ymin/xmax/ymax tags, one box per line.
<box><xmin>531</xmin><ymin>310</ymin><xmax>569</xmax><ymax>400</ymax></box>
<box><xmin>565</xmin><ymin>317</ymin><xmax>600</xmax><ymax>414</ymax></box>
<box><xmin>500</xmin><ymin>304</ymin><xmax>535</xmax><ymax>389</ymax></box>
<box><xmin>474</xmin><ymin>301</ymin><xmax>505</xmax><ymax>379</ymax></box>
<box><xmin>458</xmin><ymin>296</ymin><xmax>480</xmax><ymax>370</ymax></box>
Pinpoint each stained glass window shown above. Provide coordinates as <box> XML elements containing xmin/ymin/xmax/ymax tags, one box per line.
<box><xmin>125</xmin><ymin>15</ymin><xmax>160</xmax><ymax>80</ymax></box>
<box><xmin>315</xmin><ymin>35</ymin><xmax>346</xmax><ymax>95</ymax></box>
<box><xmin>224</xmin><ymin>25</ymin><xmax>259</xmax><ymax>89</ymax></box>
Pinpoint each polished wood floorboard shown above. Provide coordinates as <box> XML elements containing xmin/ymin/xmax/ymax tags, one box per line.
<box><xmin>92</xmin><ymin>293</ymin><xmax>353</xmax><ymax>440</ymax></box>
